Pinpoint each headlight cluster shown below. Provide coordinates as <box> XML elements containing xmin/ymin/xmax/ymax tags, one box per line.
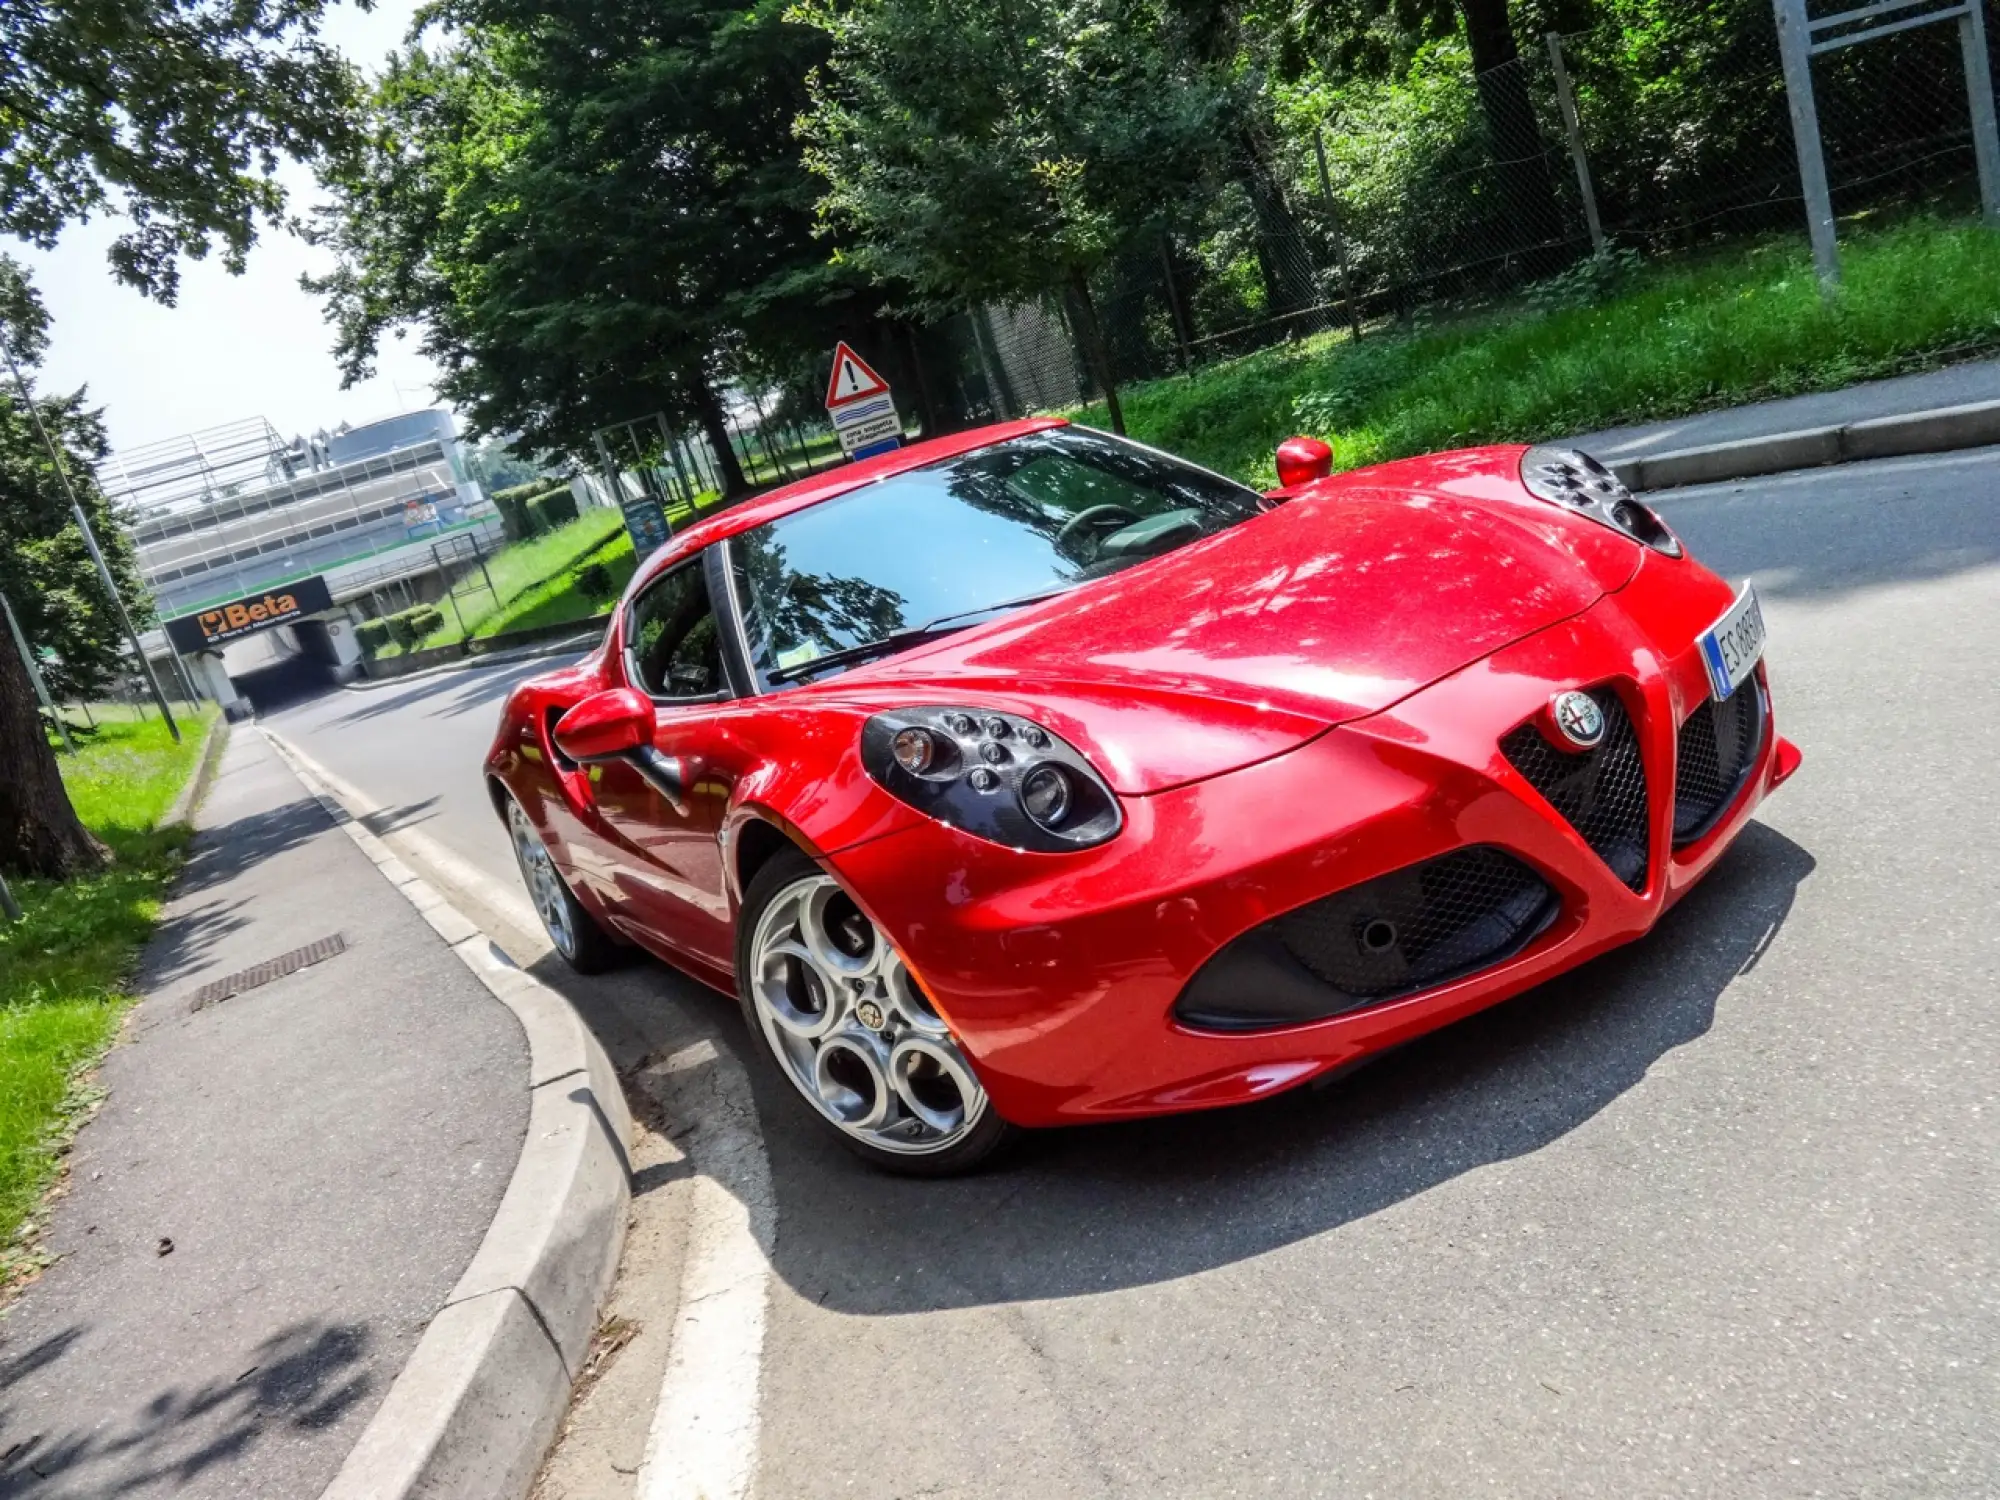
<box><xmin>860</xmin><ymin>707</ymin><xmax>1122</xmax><ymax>853</ymax></box>
<box><xmin>1520</xmin><ymin>446</ymin><xmax>1683</xmax><ymax>558</ymax></box>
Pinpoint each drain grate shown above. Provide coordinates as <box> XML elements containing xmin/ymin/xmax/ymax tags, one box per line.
<box><xmin>188</xmin><ymin>934</ymin><xmax>347</xmax><ymax>1013</ymax></box>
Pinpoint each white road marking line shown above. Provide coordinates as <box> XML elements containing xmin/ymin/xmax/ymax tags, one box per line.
<box><xmin>636</xmin><ymin>1040</ymin><xmax>775</xmax><ymax>1500</ymax></box>
<box><xmin>267</xmin><ymin>728</ymin><xmax>778</xmax><ymax>1500</ymax></box>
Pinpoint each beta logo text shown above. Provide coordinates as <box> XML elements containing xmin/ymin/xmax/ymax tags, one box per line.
<box><xmin>200</xmin><ymin>593</ymin><xmax>303</xmax><ymax>639</ymax></box>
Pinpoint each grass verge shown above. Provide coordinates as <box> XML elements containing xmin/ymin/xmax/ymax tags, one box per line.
<box><xmin>2</xmin><ymin>710</ymin><xmax>220</xmax><ymax>1277</ymax></box>
<box><xmin>1075</xmin><ymin>215</ymin><xmax>2000</xmax><ymax>485</ymax></box>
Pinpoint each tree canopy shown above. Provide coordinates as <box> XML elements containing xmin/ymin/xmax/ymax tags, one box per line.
<box><xmin>0</xmin><ymin>0</ymin><xmax>362</xmax><ymax>300</ymax></box>
<box><xmin>794</xmin><ymin>0</ymin><xmax>1232</xmax><ymax>432</ymax></box>
<box><xmin>308</xmin><ymin>0</ymin><xmax>873</xmax><ymax>488</ymax></box>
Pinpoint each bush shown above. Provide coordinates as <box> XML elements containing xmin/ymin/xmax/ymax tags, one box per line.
<box><xmin>406</xmin><ymin>604</ymin><xmax>446</xmax><ymax>643</ymax></box>
<box><xmin>576</xmin><ymin>560</ymin><xmax>617</xmax><ymax>601</ymax></box>
<box><xmin>492</xmin><ymin>478</ymin><xmax>572</xmax><ymax>540</ymax></box>
<box><xmin>526</xmin><ymin>486</ymin><xmax>580</xmax><ymax>532</ymax></box>
<box><xmin>356</xmin><ymin>618</ymin><xmax>391</xmax><ymax>656</ymax></box>
<box><xmin>385</xmin><ymin>604</ymin><xmax>448</xmax><ymax>651</ymax></box>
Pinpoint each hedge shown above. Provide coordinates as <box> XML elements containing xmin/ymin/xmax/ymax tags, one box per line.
<box><xmin>385</xmin><ymin>603</ymin><xmax>447</xmax><ymax>651</ymax></box>
<box><xmin>526</xmin><ymin>486</ymin><xmax>579</xmax><ymax>532</ymax></box>
<box><xmin>492</xmin><ymin>479</ymin><xmax>576</xmax><ymax>539</ymax></box>
<box><xmin>356</xmin><ymin>618</ymin><xmax>392</xmax><ymax>656</ymax></box>
<box><xmin>577</xmin><ymin>560</ymin><xmax>616</xmax><ymax>600</ymax></box>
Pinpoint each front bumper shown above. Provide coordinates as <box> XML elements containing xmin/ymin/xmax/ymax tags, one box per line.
<box><xmin>829</xmin><ymin>553</ymin><xmax>1800</xmax><ymax>1127</ymax></box>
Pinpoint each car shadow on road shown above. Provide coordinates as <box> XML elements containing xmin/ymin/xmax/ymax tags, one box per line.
<box><xmin>750</xmin><ymin>819</ymin><xmax>1815</xmax><ymax>1314</ymax></box>
<box><xmin>0</xmin><ymin>1320</ymin><xmax>371</xmax><ymax>1498</ymax></box>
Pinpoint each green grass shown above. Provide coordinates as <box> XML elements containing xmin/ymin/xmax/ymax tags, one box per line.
<box><xmin>394</xmin><ymin>490</ymin><xmax>744</xmax><ymax>652</ymax></box>
<box><xmin>2</xmin><ymin>710</ymin><xmax>220</xmax><ymax>1271</ymax></box>
<box><xmin>374</xmin><ymin>509</ymin><xmax>629</xmax><ymax>655</ymax></box>
<box><xmin>473</xmin><ymin>530</ymin><xmax>636</xmax><ymax>639</ymax></box>
<box><xmin>1075</xmin><ymin>215</ymin><xmax>2000</xmax><ymax>486</ymax></box>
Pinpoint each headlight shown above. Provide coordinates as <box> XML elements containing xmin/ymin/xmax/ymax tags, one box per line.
<box><xmin>1520</xmin><ymin>446</ymin><xmax>1683</xmax><ymax>557</ymax></box>
<box><xmin>860</xmin><ymin>707</ymin><xmax>1122</xmax><ymax>852</ymax></box>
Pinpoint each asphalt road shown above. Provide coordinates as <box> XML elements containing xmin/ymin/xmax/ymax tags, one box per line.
<box><xmin>263</xmin><ymin>445</ymin><xmax>2000</xmax><ymax>1499</ymax></box>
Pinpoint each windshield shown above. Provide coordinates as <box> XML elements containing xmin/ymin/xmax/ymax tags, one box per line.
<box><xmin>728</xmin><ymin>426</ymin><xmax>1262</xmax><ymax>685</ymax></box>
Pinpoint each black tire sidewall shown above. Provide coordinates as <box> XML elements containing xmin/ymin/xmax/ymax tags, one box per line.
<box><xmin>508</xmin><ymin>795</ymin><xmax>622</xmax><ymax>974</ymax></box>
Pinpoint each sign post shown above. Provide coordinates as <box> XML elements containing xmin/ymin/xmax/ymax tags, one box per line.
<box><xmin>824</xmin><ymin>343</ymin><xmax>903</xmax><ymax>461</ymax></box>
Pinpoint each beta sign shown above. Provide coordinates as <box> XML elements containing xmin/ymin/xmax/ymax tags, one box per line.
<box><xmin>164</xmin><ymin>574</ymin><xmax>336</xmax><ymax>652</ymax></box>
<box><xmin>824</xmin><ymin>342</ymin><xmax>903</xmax><ymax>460</ymax></box>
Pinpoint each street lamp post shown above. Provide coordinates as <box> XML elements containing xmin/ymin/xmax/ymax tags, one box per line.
<box><xmin>4</xmin><ymin>349</ymin><xmax>178</xmax><ymax>741</ymax></box>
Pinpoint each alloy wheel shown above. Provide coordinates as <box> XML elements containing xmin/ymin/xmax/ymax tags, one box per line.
<box><xmin>747</xmin><ymin>873</ymin><xmax>987</xmax><ymax>1155</ymax></box>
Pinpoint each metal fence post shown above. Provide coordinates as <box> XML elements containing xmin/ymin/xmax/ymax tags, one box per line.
<box><xmin>1773</xmin><ymin>0</ymin><xmax>1841</xmax><ymax>287</ymax></box>
<box><xmin>1312</xmin><ymin>127</ymin><xmax>1366</xmax><ymax>341</ymax></box>
<box><xmin>1961</xmin><ymin>0</ymin><xmax>2000</xmax><ymax>223</ymax></box>
<box><xmin>1546</xmin><ymin>34</ymin><xmax>1608</xmax><ymax>256</ymax></box>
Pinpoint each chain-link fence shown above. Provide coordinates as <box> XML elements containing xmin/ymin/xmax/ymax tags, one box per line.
<box><xmin>946</xmin><ymin>4</ymin><xmax>2000</xmax><ymax>420</ymax></box>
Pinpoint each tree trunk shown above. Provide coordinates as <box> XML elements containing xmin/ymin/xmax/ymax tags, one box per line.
<box><xmin>1457</xmin><ymin>0</ymin><xmax>1567</xmax><ymax>275</ymax></box>
<box><xmin>688</xmin><ymin>373</ymin><xmax>749</xmax><ymax>498</ymax></box>
<box><xmin>1237</xmin><ymin>129</ymin><xmax>1324</xmax><ymax>333</ymax></box>
<box><xmin>0</xmin><ymin>624</ymin><xmax>106</xmax><ymax>880</ymax></box>
<box><xmin>900</xmin><ymin>319</ymin><xmax>943</xmax><ymax>437</ymax></box>
<box><xmin>1067</xmin><ymin>270</ymin><xmax>1126</xmax><ymax>436</ymax></box>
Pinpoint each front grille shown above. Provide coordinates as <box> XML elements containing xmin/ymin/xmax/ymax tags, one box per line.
<box><xmin>1173</xmin><ymin>846</ymin><xmax>1557</xmax><ymax>1031</ymax></box>
<box><xmin>1500</xmin><ymin>688</ymin><xmax>1650</xmax><ymax>892</ymax></box>
<box><xmin>1672</xmin><ymin>681</ymin><xmax>1765</xmax><ymax>846</ymax></box>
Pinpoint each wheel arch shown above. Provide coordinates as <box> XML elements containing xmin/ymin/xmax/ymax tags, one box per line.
<box><xmin>729</xmin><ymin>809</ymin><xmax>820</xmax><ymax>908</ymax></box>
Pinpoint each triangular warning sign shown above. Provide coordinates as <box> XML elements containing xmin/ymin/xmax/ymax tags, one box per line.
<box><xmin>824</xmin><ymin>342</ymin><xmax>891</xmax><ymax>409</ymax></box>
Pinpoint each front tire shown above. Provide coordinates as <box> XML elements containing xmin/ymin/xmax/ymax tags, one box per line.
<box><xmin>506</xmin><ymin>795</ymin><xmax>622</xmax><ymax>974</ymax></box>
<box><xmin>735</xmin><ymin>849</ymin><xmax>1015</xmax><ymax>1176</ymax></box>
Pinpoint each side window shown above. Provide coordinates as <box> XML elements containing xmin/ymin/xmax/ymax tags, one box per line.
<box><xmin>627</xmin><ymin>556</ymin><xmax>726</xmax><ymax>699</ymax></box>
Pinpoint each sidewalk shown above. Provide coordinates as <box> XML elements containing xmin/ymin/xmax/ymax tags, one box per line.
<box><xmin>0</xmin><ymin>732</ymin><xmax>527</xmax><ymax>1499</ymax></box>
<box><xmin>1574</xmin><ymin>358</ymin><xmax>2000</xmax><ymax>462</ymax></box>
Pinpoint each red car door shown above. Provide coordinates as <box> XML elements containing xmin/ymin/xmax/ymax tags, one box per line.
<box><xmin>586</xmin><ymin>552</ymin><xmax>740</xmax><ymax>975</ymax></box>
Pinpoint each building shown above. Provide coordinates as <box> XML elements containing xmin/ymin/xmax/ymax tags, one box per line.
<box><xmin>103</xmin><ymin>410</ymin><xmax>499</xmax><ymax>708</ymax></box>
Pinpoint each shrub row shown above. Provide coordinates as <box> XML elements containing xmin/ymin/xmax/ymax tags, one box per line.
<box><xmin>492</xmin><ymin>479</ymin><xmax>579</xmax><ymax>540</ymax></box>
<box><xmin>357</xmin><ymin>603</ymin><xmax>449</xmax><ymax>655</ymax></box>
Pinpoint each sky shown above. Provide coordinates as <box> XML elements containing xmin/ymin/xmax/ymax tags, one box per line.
<box><xmin>14</xmin><ymin>0</ymin><xmax>443</xmax><ymax>457</ymax></box>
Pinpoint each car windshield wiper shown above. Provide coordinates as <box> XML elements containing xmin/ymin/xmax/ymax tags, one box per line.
<box><xmin>764</xmin><ymin>584</ymin><xmax>1078</xmax><ymax>685</ymax></box>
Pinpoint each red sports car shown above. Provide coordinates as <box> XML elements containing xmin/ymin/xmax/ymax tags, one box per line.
<box><xmin>488</xmin><ymin>420</ymin><xmax>1800</xmax><ymax>1174</ymax></box>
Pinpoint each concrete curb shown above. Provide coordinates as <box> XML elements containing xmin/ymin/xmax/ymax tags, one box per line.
<box><xmin>260</xmin><ymin>729</ymin><xmax>632</xmax><ymax>1500</ymax></box>
<box><xmin>162</xmin><ymin>713</ymin><xmax>230</xmax><ymax>830</ymax></box>
<box><xmin>1611</xmin><ymin>398</ymin><xmax>2000</xmax><ymax>491</ymax></box>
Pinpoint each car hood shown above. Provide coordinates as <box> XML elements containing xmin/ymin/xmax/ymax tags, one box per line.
<box><xmin>822</xmin><ymin>467</ymin><xmax>1642</xmax><ymax>794</ymax></box>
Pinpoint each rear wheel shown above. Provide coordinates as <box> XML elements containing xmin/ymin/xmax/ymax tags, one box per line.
<box><xmin>506</xmin><ymin>796</ymin><xmax>622</xmax><ymax>973</ymax></box>
<box><xmin>736</xmin><ymin>849</ymin><xmax>1014</xmax><ymax>1176</ymax></box>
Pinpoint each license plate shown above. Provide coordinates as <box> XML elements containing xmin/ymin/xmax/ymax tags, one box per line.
<box><xmin>1699</xmin><ymin>582</ymin><xmax>1766</xmax><ymax>702</ymax></box>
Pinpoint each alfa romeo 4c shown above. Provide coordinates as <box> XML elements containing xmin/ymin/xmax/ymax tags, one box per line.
<box><xmin>487</xmin><ymin>421</ymin><xmax>1799</xmax><ymax>1173</ymax></box>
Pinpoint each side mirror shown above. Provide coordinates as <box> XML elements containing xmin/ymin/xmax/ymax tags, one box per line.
<box><xmin>554</xmin><ymin>687</ymin><xmax>656</xmax><ymax>763</ymax></box>
<box><xmin>1275</xmin><ymin>436</ymin><xmax>1335</xmax><ymax>490</ymax></box>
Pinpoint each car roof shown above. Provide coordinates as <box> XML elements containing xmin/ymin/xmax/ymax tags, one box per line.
<box><xmin>627</xmin><ymin>417</ymin><xmax>1067</xmax><ymax>594</ymax></box>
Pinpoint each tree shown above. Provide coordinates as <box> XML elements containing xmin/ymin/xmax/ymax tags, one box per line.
<box><xmin>0</xmin><ymin>0</ymin><xmax>361</xmax><ymax>301</ymax></box>
<box><xmin>1454</xmin><ymin>0</ymin><xmax>1564</xmax><ymax>267</ymax></box>
<box><xmin>308</xmin><ymin>0</ymin><xmax>874</xmax><ymax>492</ymax></box>
<box><xmin>0</xmin><ymin>259</ymin><xmax>128</xmax><ymax>878</ymax></box>
<box><xmin>795</xmin><ymin>0</ymin><xmax>1231</xmax><ymax>434</ymax></box>
<box><xmin>0</xmin><ymin>0</ymin><xmax>355</xmax><ymax>877</ymax></box>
